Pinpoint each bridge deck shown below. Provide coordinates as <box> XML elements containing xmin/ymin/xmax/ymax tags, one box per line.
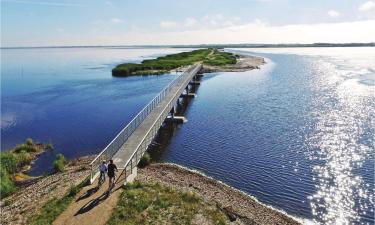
<box><xmin>111</xmin><ymin>64</ymin><xmax>201</xmax><ymax>168</ymax></box>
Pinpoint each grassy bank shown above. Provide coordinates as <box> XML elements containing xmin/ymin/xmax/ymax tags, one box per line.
<box><xmin>0</xmin><ymin>138</ymin><xmax>52</xmax><ymax>198</ymax></box>
<box><xmin>112</xmin><ymin>48</ymin><xmax>237</xmax><ymax>77</ymax></box>
<box><xmin>107</xmin><ymin>182</ymin><xmax>228</xmax><ymax>225</ymax></box>
<box><xmin>27</xmin><ymin>177</ymin><xmax>89</xmax><ymax>225</ymax></box>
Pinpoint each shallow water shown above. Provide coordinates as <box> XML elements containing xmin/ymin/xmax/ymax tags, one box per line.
<box><xmin>1</xmin><ymin>47</ymin><xmax>374</xmax><ymax>224</ymax></box>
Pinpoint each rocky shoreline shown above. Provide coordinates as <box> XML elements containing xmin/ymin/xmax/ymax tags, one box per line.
<box><xmin>137</xmin><ymin>163</ymin><xmax>301</xmax><ymax>225</ymax></box>
<box><xmin>1</xmin><ymin>156</ymin><xmax>300</xmax><ymax>225</ymax></box>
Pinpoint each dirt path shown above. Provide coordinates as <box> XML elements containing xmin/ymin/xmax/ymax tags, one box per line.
<box><xmin>53</xmin><ymin>170</ymin><xmax>125</xmax><ymax>225</ymax></box>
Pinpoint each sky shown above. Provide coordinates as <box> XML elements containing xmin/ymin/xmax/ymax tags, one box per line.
<box><xmin>1</xmin><ymin>0</ymin><xmax>375</xmax><ymax>47</ymax></box>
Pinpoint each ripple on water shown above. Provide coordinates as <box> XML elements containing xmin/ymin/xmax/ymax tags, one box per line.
<box><xmin>161</xmin><ymin>48</ymin><xmax>375</xmax><ymax>224</ymax></box>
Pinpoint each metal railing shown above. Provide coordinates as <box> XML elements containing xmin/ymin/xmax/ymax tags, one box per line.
<box><xmin>121</xmin><ymin>64</ymin><xmax>202</xmax><ymax>182</ymax></box>
<box><xmin>90</xmin><ymin>64</ymin><xmax>202</xmax><ymax>183</ymax></box>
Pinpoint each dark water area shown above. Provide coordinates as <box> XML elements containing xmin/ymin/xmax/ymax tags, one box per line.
<box><xmin>1</xmin><ymin>47</ymin><xmax>374</xmax><ymax>224</ymax></box>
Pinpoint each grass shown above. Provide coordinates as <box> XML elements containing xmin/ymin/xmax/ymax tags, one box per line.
<box><xmin>107</xmin><ymin>182</ymin><xmax>228</xmax><ymax>225</ymax></box>
<box><xmin>112</xmin><ymin>48</ymin><xmax>237</xmax><ymax>77</ymax></box>
<box><xmin>27</xmin><ymin>177</ymin><xmax>89</xmax><ymax>225</ymax></box>
<box><xmin>0</xmin><ymin>138</ymin><xmax>45</xmax><ymax>198</ymax></box>
<box><xmin>0</xmin><ymin>166</ymin><xmax>15</xmax><ymax>198</ymax></box>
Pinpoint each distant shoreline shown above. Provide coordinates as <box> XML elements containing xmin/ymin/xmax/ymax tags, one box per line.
<box><xmin>1</xmin><ymin>42</ymin><xmax>374</xmax><ymax>49</ymax></box>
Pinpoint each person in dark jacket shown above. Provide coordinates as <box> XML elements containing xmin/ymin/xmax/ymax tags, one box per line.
<box><xmin>107</xmin><ymin>159</ymin><xmax>118</xmax><ymax>192</ymax></box>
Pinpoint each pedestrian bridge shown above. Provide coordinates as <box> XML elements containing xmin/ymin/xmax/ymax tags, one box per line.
<box><xmin>89</xmin><ymin>64</ymin><xmax>202</xmax><ymax>184</ymax></box>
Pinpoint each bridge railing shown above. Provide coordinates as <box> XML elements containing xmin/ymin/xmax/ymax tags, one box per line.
<box><xmin>121</xmin><ymin>64</ymin><xmax>202</xmax><ymax>181</ymax></box>
<box><xmin>89</xmin><ymin>64</ymin><xmax>201</xmax><ymax>183</ymax></box>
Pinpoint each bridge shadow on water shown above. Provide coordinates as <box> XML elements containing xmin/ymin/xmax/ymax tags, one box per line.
<box><xmin>148</xmin><ymin>82</ymin><xmax>200</xmax><ymax>162</ymax></box>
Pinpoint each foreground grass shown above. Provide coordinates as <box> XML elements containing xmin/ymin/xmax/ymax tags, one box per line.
<box><xmin>112</xmin><ymin>48</ymin><xmax>237</xmax><ymax>77</ymax></box>
<box><xmin>107</xmin><ymin>182</ymin><xmax>228</xmax><ymax>225</ymax></box>
<box><xmin>27</xmin><ymin>177</ymin><xmax>89</xmax><ymax>225</ymax></box>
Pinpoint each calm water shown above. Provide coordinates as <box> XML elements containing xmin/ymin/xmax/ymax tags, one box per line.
<box><xmin>1</xmin><ymin>47</ymin><xmax>374</xmax><ymax>224</ymax></box>
<box><xmin>160</xmin><ymin>47</ymin><xmax>374</xmax><ymax>224</ymax></box>
<box><xmin>1</xmin><ymin>47</ymin><xmax>188</xmax><ymax>173</ymax></box>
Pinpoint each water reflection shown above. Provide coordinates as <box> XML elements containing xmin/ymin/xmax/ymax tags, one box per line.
<box><xmin>308</xmin><ymin>59</ymin><xmax>374</xmax><ymax>224</ymax></box>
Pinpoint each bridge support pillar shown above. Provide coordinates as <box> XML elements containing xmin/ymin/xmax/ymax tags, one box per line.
<box><xmin>124</xmin><ymin>167</ymin><xmax>138</xmax><ymax>185</ymax></box>
<box><xmin>166</xmin><ymin>115</ymin><xmax>187</xmax><ymax>123</ymax></box>
<box><xmin>170</xmin><ymin>106</ymin><xmax>175</xmax><ymax>118</ymax></box>
<box><xmin>181</xmin><ymin>93</ymin><xmax>196</xmax><ymax>98</ymax></box>
<box><xmin>189</xmin><ymin>81</ymin><xmax>200</xmax><ymax>85</ymax></box>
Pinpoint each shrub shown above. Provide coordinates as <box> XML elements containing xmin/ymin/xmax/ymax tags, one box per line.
<box><xmin>16</xmin><ymin>150</ymin><xmax>33</xmax><ymax>167</ymax></box>
<box><xmin>53</xmin><ymin>154</ymin><xmax>66</xmax><ymax>173</ymax></box>
<box><xmin>26</xmin><ymin>138</ymin><xmax>33</xmax><ymax>146</ymax></box>
<box><xmin>0</xmin><ymin>152</ymin><xmax>18</xmax><ymax>173</ymax></box>
<box><xmin>0</xmin><ymin>166</ymin><xmax>15</xmax><ymax>198</ymax></box>
<box><xmin>14</xmin><ymin>143</ymin><xmax>37</xmax><ymax>153</ymax></box>
<box><xmin>138</xmin><ymin>152</ymin><xmax>151</xmax><ymax>168</ymax></box>
<box><xmin>56</xmin><ymin>154</ymin><xmax>66</xmax><ymax>163</ymax></box>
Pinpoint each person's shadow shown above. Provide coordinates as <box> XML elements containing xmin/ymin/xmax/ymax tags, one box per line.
<box><xmin>74</xmin><ymin>191</ymin><xmax>109</xmax><ymax>216</ymax></box>
<box><xmin>75</xmin><ymin>187</ymin><xmax>98</xmax><ymax>202</ymax></box>
<box><xmin>74</xmin><ymin>171</ymin><xmax>126</xmax><ymax>216</ymax></box>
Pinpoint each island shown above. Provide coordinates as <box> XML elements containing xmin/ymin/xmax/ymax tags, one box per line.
<box><xmin>112</xmin><ymin>48</ymin><xmax>265</xmax><ymax>77</ymax></box>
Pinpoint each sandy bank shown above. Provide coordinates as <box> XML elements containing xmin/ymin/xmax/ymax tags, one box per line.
<box><xmin>201</xmin><ymin>54</ymin><xmax>265</xmax><ymax>73</ymax></box>
<box><xmin>137</xmin><ymin>163</ymin><xmax>301</xmax><ymax>225</ymax></box>
<box><xmin>172</xmin><ymin>54</ymin><xmax>265</xmax><ymax>74</ymax></box>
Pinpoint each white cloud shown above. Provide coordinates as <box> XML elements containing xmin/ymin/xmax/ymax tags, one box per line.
<box><xmin>110</xmin><ymin>18</ymin><xmax>123</xmax><ymax>24</ymax></box>
<box><xmin>328</xmin><ymin>10</ymin><xmax>340</xmax><ymax>18</ymax></box>
<box><xmin>116</xmin><ymin>20</ymin><xmax>375</xmax><ymax>45</ymax></box>
<box><xmin>160</xmin><ymin>21</ymin><xmax>178</xmax><ymax>29</ymax></box>
<box><xmin>201</xmin><ymin>14</ymin><xmax>243</xmax><ymax>28</ymax></box>
<box><xmin>358</xmin><ymin>1</ymin><xmax>375</xmax><ymax>12</ymax></box>
<box><xmin>7</xmin><ymin>19</ymin><xmax>375</xmax><ymax>47</ymax></box>
<box><xmin>184</xmin><ymin>18</ymin><xmax>197</xmax><ymax>27</ymax></box>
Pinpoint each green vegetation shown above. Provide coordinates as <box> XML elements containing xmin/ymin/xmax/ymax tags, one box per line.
<box><xmin>28</xmin><ymin>177</ymin><xmax>89</xmax><ymax>225</ymax></box>
<box><xmin>138</xmin><ymin>152</ymin><xmax>151</xmax><ymax>168</ymax></box>
<box><xmin>112</xmin><ymin>48</ymin><xmax>237</xmax><ymax>77</ymax></box>
<box><xmin>0</xmin><ymin>166</ymin><xmax>15</xmax><ymax>198</ymax></box>
<box><xmin>0</xmin><ymin>138</ymin><xmax>46</xmax><ymax>198</ymax></box>
<box><xmin>53</xmin><ymin>154</ymin><xmax>67</xmax><ymax>173</ymax></box>
<box><xmin>107</xmin><ymin>182</ymin><xmax>228</xmax><ymax>225</ymax></box>
<box><xmin>203</xmin><ymin>49</ymin><xmax>237</xmax><ymax>66</ymax></box>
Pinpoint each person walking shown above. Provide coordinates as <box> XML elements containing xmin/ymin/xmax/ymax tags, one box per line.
<box><xmin>98</xmin><ymin>160</ymin><xmax>107</xmax><ymax>187</ymax></box>
<box><xmin>107</xmin><ymin>159</ymin><xmax>118</xmax><ymax>193</ymax></box>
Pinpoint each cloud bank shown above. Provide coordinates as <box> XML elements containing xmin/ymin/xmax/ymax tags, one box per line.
<box><xmin>100</xmin><ymin>19</ymin><xmax>375</xmax><ymax>45</ymax></box>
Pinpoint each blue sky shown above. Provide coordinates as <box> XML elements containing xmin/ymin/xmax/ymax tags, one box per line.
<box><xmin>1</xmin><ymin>0</ymin><xmax>375</xmax><ymax>46</ymax></box>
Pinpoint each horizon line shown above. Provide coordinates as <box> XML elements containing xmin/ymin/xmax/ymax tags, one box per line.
<box><xmin>1</xmin><ymin>42</ymin><xmax>374</xmax><ymax>49</ymax></box>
